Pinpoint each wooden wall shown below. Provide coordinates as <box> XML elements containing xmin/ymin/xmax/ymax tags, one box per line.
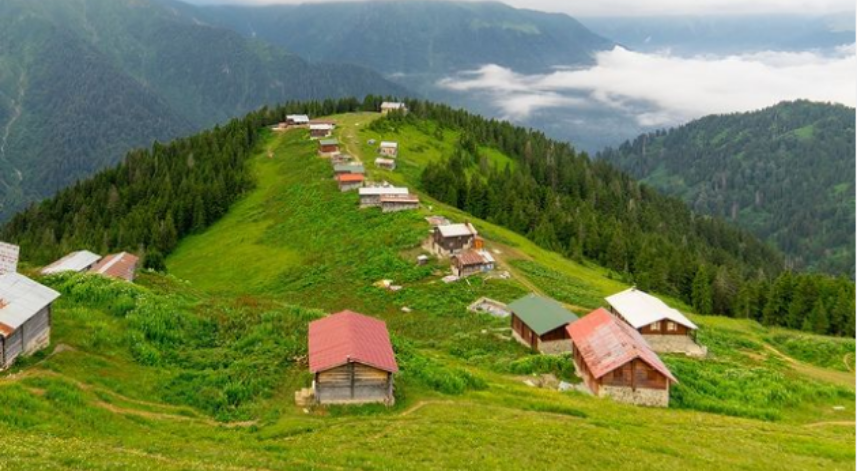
<box><xmin>511</xmin><ymin>314</ymin><xmax>537</xmax><ymax>349</ymax></box>
<box><xmin>599</xmin><ymin>358</ymin><xmax>668</xmax><ymax>390</ymax></box>
<box><xmin>1</xmin><ymin>305</ymin><xmax>51</xmax><ymax>370</ymax></box>
<box><xmin>315</xmin><ymin>362</ymin><xmax>392</xmax><ymax>404</ymax></box>
<box><xmin>638</xmin><ymin>320</ymin><xmax>690</xmax><ymax>336</ymax></box>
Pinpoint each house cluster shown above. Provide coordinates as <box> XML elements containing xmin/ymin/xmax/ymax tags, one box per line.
<box><xmin>41</xmin><ymin>250</ymin><xmax>140</xmax><ymax>282</ymax></box>
<box><xmin>506</xmin><ymin>287</ymin><xmax>706</xmax><ymax>407</ymax></box>
<box><xmin>273</xmin><ymin>114</ymin><xmax>310</xmax><ymax>131</ymax></box>
<box><xmin>423</xmin><ymin>220</ymin><xmax>494</xmax><ymax>278</ymax></box>
<box><xmin>358</xmin><ymin>186</ymin><xmax>420</xmax><ymax>213</ymax></box>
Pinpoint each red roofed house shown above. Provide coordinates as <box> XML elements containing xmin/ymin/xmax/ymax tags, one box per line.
<box><xmin>89</xmin><ymin>252</ymin><xmax>139</xmax><ymax>282</ymax></box>
<box><xmin>567</xmin><ymin>308</ymin><xmax>677</xmax><ymax>407</ymax></box>
<box><xmin>308</xmin><ymin>310</ymin><xmax>398</xmax><ymax>405</ymax></box>
<box><xmin>336</xmin><ymin>173</ymin><xmax>365</xmax><ymax>192</ymax></box>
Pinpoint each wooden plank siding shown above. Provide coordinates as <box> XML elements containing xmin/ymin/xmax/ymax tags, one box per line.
<box><xmin>638</xmin><ymin>319</ymin><xmax>690</xmax><ymax>336</ymax></box>
<box><xmin>1</xmin><ymin>305</ymin><xmax>51</xmax><ymax>369</ymax></box>
<box><xmin>315</xmin><ymin>362</ymin><xmax>393</xmax><ymax>404</ymax></box>
<box><xmin>511</xmin><ymin>313</ymin><xmax>538</xmax><ymax>349</ymax></box>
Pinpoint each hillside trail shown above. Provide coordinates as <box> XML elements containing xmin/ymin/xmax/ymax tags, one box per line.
<box><xmin>844</xmin><ymin>353</ymin><xmax>854</xmax><ymax>373</ymax></box>
<box><xmin>337</xmin><ymin>113</ymin><xmax>376</xmax><ymax>166</ymax></box>
<box><xmin>0</xmin><ymin>70</ymin><xmax>26</xmax><ymax>185</ymax></box>
<box><xmin>762</xmin><ymin>344</ymin><xmax>855</xmax><ymax>389</ymax></box>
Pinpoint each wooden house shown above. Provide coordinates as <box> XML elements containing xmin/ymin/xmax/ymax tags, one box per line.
<box><xmin>336</xmin><ymin>173</ymin><xmax>365</xmax><ymax>192</ymax></box>
<box><xmin>0</xmin><ymin>241</ymin><xmax>20</xmax><ymax>275</ymax></box>
<box><xmin>380</xmin><ymin>102</ymin><xmax>407</xmax><ymax>114</ymax></box>
<box><xmin>308</xmin><ymin>310</ymin><xmax>398</xmax><ymax>405</ymax></box>
<box><xmin>605</xmin><ymin>288</ymin><xmax>705</xmax><ymax>356</ymax></box>
<box><xmin>318</xmin><ymin>139</ymin><xmax>340</xmax><ymax>156</ymax></box>
<box><xmin>379</xmin><ymin>141</ymin><xmax>398</xmax><ymax>157</ymax></box>
<box><xmin>310</xmin><ymin>123</ymin><xmax>334</xmax><ymax>138</ymax></box>
<box><xmin>567</xmin><ymin>308</ymin><xmax>677</xmax><ymax>407</ymax></box>
<box><xmin>509</xmin><ymin>294</ymin><xmax>578</xmax><ymax>354</ymax></box>
<box><xmin>375</xmin><ymin>157</ymin><xmax>396</xmax><ymax>170</ymax></box>
<box><xmin>425</xmin><ymin>223</ymin><xmax>478</xmax><ymax>258</ymax></box>
<box><xmin>451</xmin><ymin>250</ymin><xmax>495</xmax><ymax>277</ymax></box>
<box><xmin>89</xmin><ymin>252</ymin><xmax>139</xmax><ymax>282</ymax></box>
<box><xmin>333</xmin><ymin>163</ymin><xmax>365</xmax><ymax>175</ymax></box>
<box><xmin>0</xmin><ymin>273</ymin><xmax>61</xmax><ymax>370</ymax></box>
<box><xmin>41</xmin><ymin>250</ymin><xmax>102</xmax><ymax>275</ymax></box>
<box><xmin>358</xmin><ymin>186</ymin><xmax>410</xmax><ymax>208</ymax></box>
<box><xmin>286</xmin><ymin>114</ymin><xmax>310</xmax><ymax>126</ymax></box>
<box><xmin>380</xmin><ymin>194</ymin><xmax>420</xmax><ymax>213</ymax></box>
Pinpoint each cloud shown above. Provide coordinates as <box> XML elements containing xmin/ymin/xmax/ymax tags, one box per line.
<box><xmin>437</xmin><ymin>45</ymin><xmax>856</xmax><ymax>126</ymax></box>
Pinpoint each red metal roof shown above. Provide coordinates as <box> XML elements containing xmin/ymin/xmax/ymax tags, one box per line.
<box><xmin>337</xmin><ymin>173</ymin><xmax>365</xmax><ymax>183</ymax></box>
<box><xmin>567</xmin><ymin>308</ymin><xmax>677</xmax><ymax>383</ymax></box>
<box><xmin>89</xmin><ymin>252</ymin><xmax>139</xmax><ymax>281</ymax></box>
<box><xmin>308</xmin><ymin>310</ymin><xmax>398</xmax><ymax>374</ymax></box>
<box><xmin>453</xmin><ymin>250</ymin><xmax>488</xmax><ymax>267</ymax></box>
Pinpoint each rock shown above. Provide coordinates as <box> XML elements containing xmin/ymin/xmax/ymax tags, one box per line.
<box><xmin>523</xmin><ymin>380</ymin><xmax>536</xmax><ymax>387</ymax></box>
<box><xmin>401</xmin><ymin>306</ymin><xmax>412</xmax><ymax>313</ymax></box>
<box><xmin>558</xmin><ymin>381</ymin><xmax>574</xmax><ymax>392</ymax></box>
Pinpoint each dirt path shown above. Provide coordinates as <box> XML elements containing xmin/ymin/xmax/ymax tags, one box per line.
<box><xmin>490</xmin><ymin>243</ymin><xmax>587</xmax><ymax>312</ymax></box>
<box><xmin>844</xmin><ymin>353</ymin><xmax>854</xmax><ymax>373</ymax></box>
<box><xmin>763</xmin><ymin>344</ymin><xmax>855</xmax><ymax>388</ymax></box>
<box><xmin>803</xmin><ymin>421</ymin><xmax>855</xmax><ymax>428</ymax></box>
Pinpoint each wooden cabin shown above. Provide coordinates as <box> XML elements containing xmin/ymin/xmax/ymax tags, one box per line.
<box><xmin>425</xmin><ymin>223</ymin><xmax>478</xmax><ymax>258</ymax></box>
<box><xmin>308</xmin><ymin>310</ymin><xmax>398</xmax><ymax>405</ymax></box>
<box><xmin>567</xmin><ymin>308</ymin><xmax>677</xmax><ymax>407</ymax></box>
<box><xmin>379</xmin><ymin>141</ymin><xmax>398</xmax><ymax>157</ymax></box>
<box><xmin>310</xmin><ymin>123</ymin><xmax>334</xmax><ymax>138</ymax></box>
<box><xmin>89</xmin><ymin>252</ymin><xmax>140</xmax><ymax>282</ymax></box>
<box><xmin>380</xmin><ymin>102</ymin><xmax>407</xmax><ymax>114</ymax></box>
<box><xmin>336</xmin><ymin>173</ymin><xmax>365</xmax><ymax>192</ymax></box>
<box><xmin>380</xmin><ymin>194</ymin><xmax>420</xmax><ymax>213</ymax></box>
<box><xmin>358</xmin><ymin>187</ymin><xmax>410</xmax><ymax>208</ymax></box>
<box><xmin>375</xmin><ymin>157</ymin><xmax>396</xmax><ymax>170</ymax></box>
<box><xmin>333</xmin><ymin>163</ymin><xmax>365</xmax><ymax>176</ymax></box>
<box><xmin>605</xmin><ymin>288</ymin><xmax>705</xmax><ymax>356</ymax></box>
<box><xmin>0</xmin><ymin>273</ymin><xmax>61</xmax><ymax>370</ymax></box>
<box><xmin>41</xmin><ymin>250</ymin><xmax>102</xmax><ymax>275</ymax></box>
<box><xmin>0</xmin><ymin>242</ymin><xmax>20</xmax><ymax>275</ymax></box>
<box><xmin>451</xmin><ymin>250</ymin><xmax>495</xmax><ymax>277</ymax></box>
<box><xmin>508</xmin><ymin>294</ymin><xmax>578</xmax><ymax>354</ymax></box>
<box><xmin>318</xmin><ymin>139</ymin><xmax>340</xmax><ymax>156</ymax></box>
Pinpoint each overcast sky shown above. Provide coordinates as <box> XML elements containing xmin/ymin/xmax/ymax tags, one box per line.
<box><xmin>186</xmin><ymin>0</ymin><xmax>856</xmax><ymax>16</ymax></box>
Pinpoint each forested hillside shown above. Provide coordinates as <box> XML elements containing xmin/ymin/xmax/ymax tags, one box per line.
<box><xmin>599</xmin><ymin>101</ymin><xmax>856</xmax><ymax>276</ymax></box>
<box><xmin>0</xmin><ymin>0</ymin><xmax>404</xmax><ymax>221</ymax></box>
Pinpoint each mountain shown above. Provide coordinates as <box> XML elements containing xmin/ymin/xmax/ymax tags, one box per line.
<box><xmin>0</xmin><ymin>102</ymin><xmax>853</xmax><ymax>468</ymax></box>
<box><xmin>598</xmin><ymin>101</ymin><xmax>856</xmax><ymax>276</ymax></box>
<box><xmin>0</xmin><ymin>0</ymin><xmax>405</xmax><ymax>221</ymax></box>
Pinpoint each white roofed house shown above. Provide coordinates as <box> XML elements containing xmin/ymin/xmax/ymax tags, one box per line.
<box><xmin>424</xmin><ymin>222</ymin><xmax>482</xmax><ymax>258</ymax></box>
<box><xmin>375</xmin><ymin>157</ymin><xmax>396</xmax><ymax>170</ymax></box>
<box><xmin>605</xmin><ymin>288</ymin><xmax>706</xmax><ymax>357</ymax></box>
<box><xmin>379</xmin><ymin>141</ymin><xmax>398</xmax><ymax>157</ymax></box>
<box><xmin>309</xmin><ymin>123</ymin><xmax>335</xmax><ymax>138</ymax></box>
<box><xmin>358</xmin><ymin>186</ymin><xmax>410</xmax><ymax>208</ymax></box>
<box><xmin>0</xmin><ymin>273</ymin><xmax>60</xmax><ymax>369</ymax></box>
<box><xmin>380</xmin><ymin>102</ymin><xmax>408</xmax><ymax>114</ymax></box>
<box><xmin>41</xmin><ymin>250</ymin><xmax>102</xmax><ymax>275</ymax></box>
<box><xmin>286</xmin><ymin>114</ymin><xmax>310</xmax><ymax>125</ymax></box>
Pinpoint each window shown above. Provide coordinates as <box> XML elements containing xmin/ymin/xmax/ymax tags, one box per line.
<box><xmin>650</xmin><ymin>322</ymin><xmax>660</xmax><ymax>331</ymax></box>
<box><xmin>667</xmin><ymin>321</ymin><xmax>677</xmax><ymax>332</ymax></box>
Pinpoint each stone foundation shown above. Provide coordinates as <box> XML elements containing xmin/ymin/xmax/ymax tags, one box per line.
<box><xmin>599</xmin><ymin>385</ymin><xmax>669</xmax><ymax>407</ymax></box>
<box><xmin>537</xmin><ymin>338</ymin><xmax>573</xmax><ymax>355</ymax></box>
<box><xmin>643</xmin><ymin>334</ymin><xmax>707</xmax><ymax>357</ymax></box>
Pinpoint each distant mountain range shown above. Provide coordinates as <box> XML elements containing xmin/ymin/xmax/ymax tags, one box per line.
<box><xmin>0</xmin><ymin>0</ymin><xmax>404</xmax><ymax>220</ymax></box>
<box><xmin>599</xmin><ymin>100</ymin><xmax>856</xmax><ymax>276</ymax></box>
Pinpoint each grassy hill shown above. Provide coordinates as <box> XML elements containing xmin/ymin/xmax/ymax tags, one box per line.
<box><xmin>599</xmin><ymin>101</ymin><xmax>856</xmax><ymax>276</ymax></box>
<box><xmin>0</xmin><ymin>112</ymin><xmax>852</xmax><ymax>469</ymax></box>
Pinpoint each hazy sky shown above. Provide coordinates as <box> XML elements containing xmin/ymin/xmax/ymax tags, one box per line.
<box><xmin>186</xmin><ymin>0</ymin><xmax>856</xmax><ymax>16</ymax></box>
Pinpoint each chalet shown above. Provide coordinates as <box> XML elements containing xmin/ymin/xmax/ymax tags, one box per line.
<box><xmin>450</xmin><ymin>250</ymin><xmax>495</xmax><ymax>277</ymax></box>
<box><xmin>358</xmin><ymin>186</ymin><xmax>409</xmax><ymax>208</ymax></box>
<box><xmin>375</xmin><ymin>157</ymin><xmax>396</xmax><ymax>170</ymax></box>
<box><xmin>318</xmin><ymin>139</ymin><xmax>340</xmax><ymax>156</ymax></box>
<box><xmin>286</xmin><ymin>114</ymin><xmax>310</xmax><ymax>126</ymax></box>
<box><xmin>605</xmin><ymin>288</ymin><xmax>704</xmax><ymax>356</ymax></box>
<box><xmin>310</xmin><ymin>123</ymin><xmax>334</xmax><ymax>138</ymax></box>
<box><xmin>333</xmin><ymin>163</ymin><xmax>365</xmax><ymax>175</ymax></box>
<box><xmin>379</xmin><ymin>141</ymin><xmax>398</xmax><ymax>157</ymax></box>
<box><xmin>308</xmin><ymin>310</ymin><xmax>397</xmax><ymax>405</ymax></box>
<box><xmin>331</xmin><ymin>154</ymin><xmax>354</xmax><ymax>165</ymax></box>
<box><xmin>336</xmin><ymin>173</ymin><xmax>365</xmax><ymax>192</ymax></box>
<box><xmin>0</xmin><ymin>273</ymin><xmax>61</xmax><ymax>370</ymax></box>
<box><xmin>509</xmin><ymin>294</ymin><xmax>578</xmax><ymax>354</ymax></box>
<box><xmin>0</xmin><ymin>242</ymin><xmax>20</xmax><ymax>275</ymax></box>
<box><xmin>380</xmin><ymin>194</ymin><xmax>420</xmax><ymax>213</ymax></box>
<box><xmin>380</xmin><ymin>102</ymin><xmax>408</xmax><ymax>114</ymax></box>
<box><xmin>89</xmin><ymin>252</ymin><xmax>139</xmax><ymax>282</ymax></box>
<box><xmin>568</xmin><ymin>308</ymin><xmax>677</xmax><ymax>407</ymax></box>
<box><xmin>41</xmin><ymin>250</ymin><xmax>102</xmax><ymax>275</ymax></box>
<box><xmin>425</xmin><ymin>222</ymin><xmax>479</xmax><ymax>258</ymax></box>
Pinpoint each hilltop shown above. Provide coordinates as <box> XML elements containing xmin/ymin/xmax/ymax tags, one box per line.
<box><xmin>0</xmin><ymin>107</ymin><xmax>853</xmax><ymax>469</ymax></box>
<box><xmin>599</xmin><ymin>101</ymin><xmax>856</xmax><ymax>276</ymax></box>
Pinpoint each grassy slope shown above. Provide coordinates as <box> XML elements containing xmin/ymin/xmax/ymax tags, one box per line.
<box><xmin>0</xmin><ymin>114</ymin><xmax>854</xmax><ymax>469</ymax></box>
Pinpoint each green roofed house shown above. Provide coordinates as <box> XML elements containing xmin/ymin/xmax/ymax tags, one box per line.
<box><xmin>333</xmin><ymin>163</ymin><xmax>365</xmax><ymax>175</ymax></box>
<box><xmin>318</xmin><ymin>139</ymin><xmax>340</xmax><ymax>156</ymax></box>
<box><xmin>509</xmin><ymin>294</ymin><xmax>578</xmax><ymax>354</ymax></box>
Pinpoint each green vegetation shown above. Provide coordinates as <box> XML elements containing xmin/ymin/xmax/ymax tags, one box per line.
<box><xmin>767</xmin><ymin>332</ymin><xmax>855</xmax><ymax>372</ymax></box>
<box><xmin>600</xmin><ymin>100</ymin><xmax>856</xmax><ymax>276</ymax></box>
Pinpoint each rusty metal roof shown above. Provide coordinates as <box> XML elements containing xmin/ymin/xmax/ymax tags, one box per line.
<box><xmin>453</xmin><ymin>250</ymin><xmax>489</xmax><ymax>267</ymax></box>
<box><xmin>337</xmin><ymin>173</ymin><xmax>365</xmax><ymax>183</ymax></box>
<box><xmin>0</xmin><ymin>273</ymin><xmax>61</xmax><ymax>338</ymax></box>
<box><xmin>606</xmin><ymin>287</ymin><xmax>697</xmax><ymax>330</ymax></box>
<box><xmin>41</xmin><ymin>250</ymin><xmax>102</xmax><ymax>275</ymax></box>
<box><xmin>89</xmin><ymin>252</ymin><xmax>139</xmax><ymax>282</ymax></box>
<box><xmin>567</xmin><ymin>308</ymin><xmax>677</xmax><ymax>383</ymax></box>
<box><xmin>308</xmin><ymin>310</ymin><xmax>398</xmax><ymax>374</ymax></box>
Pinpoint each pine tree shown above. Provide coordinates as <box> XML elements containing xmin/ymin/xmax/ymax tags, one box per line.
<box><xmin>691</xmin><ymin>266</ymin><xmax>713</xmax><ymax>315</ymax></box>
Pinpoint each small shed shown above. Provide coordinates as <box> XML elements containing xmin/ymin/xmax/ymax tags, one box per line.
<box><xmin>358</xmin><ymin>186</ymin><xmax>410</xmax><ymax>208</ymax></box>
<box><xmin>380</xmin><ymin>194</ymin><xmax>420</xmax><ymax>213</ymax></box>
<box><xmin>0</xmin><ymin>273</ymin><xmax>61</xmax><ymax>369</ymax></box>
<box><xmin>308</xmin><ymin>310</ymin><xmax>398</xmax><ymax>405</ymax></box>
<box><xmin>380</xmin><ymin>102</ymin><xmax>408</xmax><ymax>114</ymax></box>
<box><xmin>568</xmin><ymin>308</ymin><xmax>677</xmax><ymax>407</ymax></box>
<box><xmin>451</xmin><ymin>250</ymin><xmax>495</xmax><ymax>277</ymax></box>
<box><xmin>509</xmin><ymin>294</ymin><xmax>578</xmax><ymax>354</ymax></box>
<box><xmin>375</xmin><ymin>157</ymin><xmax>396</xmax><ymax>170</ymax></box>
<box><xmin>310</xmin><ymin>123</ymin><xmax>335</xmax><ymax>138</ymax></box>
<box><xmin>426</xmin><ymin>223</ymin><xmax>478</xmax><ymax>258</ymax></box>
<box><xmin>379</xmin><ymin>141</ymin><xmax>398</xmax><ymax>157</ymax></box>
<box><xmin>318</xmin><ymin>138</ymin><xmax>340</xmax><ymax>156</ymax></box>
<box><xmin>41</xmin><ymin>250</ymin><xmax>102</xmax><ymax>275</ymax></box>
<box><xmin>0</xmin><ymin>242</ymin><xmax>20</xmax><ymax>275</ymax></box>
<box><xmin>89</xmin><ymin>252</ymin><xmax>139</xmax><ymax>282</ymax></box>
<box><xmin>605</xmin><ymin>288</ymin><xmax>704</xmax><ymax>356</ymax></box>
<box><xmin>336</xmin><ymin>173</ymin><xmax>365</xmax><ymax>192</ymax></box>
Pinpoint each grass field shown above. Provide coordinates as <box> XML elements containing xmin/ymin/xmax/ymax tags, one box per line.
<box><xmin>1</xmin><ymin>114</ymin><xmax>854</xmax><ymax>469</ymax></box>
